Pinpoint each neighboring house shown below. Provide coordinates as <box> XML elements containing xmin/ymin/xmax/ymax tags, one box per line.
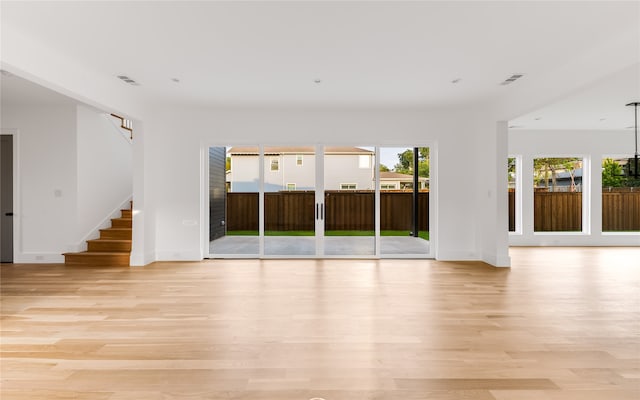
<box><xmin>227</xmin><ymin>146</ymin><xmax>375</xmax><ymax>192</ymax></box>
<box><xmin>535</xmin><ymin>168</ymin><xmax>583</xmax><ymax>192</ymax></box>
<box><xmin>379</xmin><ymin>171</ymin><xmax>428</xmax><ymax>190</ymax></box>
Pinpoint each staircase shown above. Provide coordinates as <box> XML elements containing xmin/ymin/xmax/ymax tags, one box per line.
<box><xmin>64</xmin><ymin>205</ymin><xmax>132</xmax><ymax>267</ymax></box>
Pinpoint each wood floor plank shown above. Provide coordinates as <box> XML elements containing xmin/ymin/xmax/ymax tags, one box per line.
<box><xmin>1</xmin><ymin>247</ymin><xmax>640</xmax><ymax>399</ymax></box>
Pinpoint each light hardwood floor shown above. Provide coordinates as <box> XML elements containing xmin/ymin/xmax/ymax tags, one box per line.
<box><xmin>1</xmin><ymin>247</ymin><xmax>639</xmax><ymax>399</ymax></box>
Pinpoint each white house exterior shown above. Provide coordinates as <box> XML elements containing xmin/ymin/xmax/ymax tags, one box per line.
<box><xmin>228</xmin><ymin>146</ymin><xmax>375</xmax><ymax>192</ymax></box>
<box><xmin>379</xmin><ymin>171</ymin><xmax>429</xmax><ymax>190</ymax></box>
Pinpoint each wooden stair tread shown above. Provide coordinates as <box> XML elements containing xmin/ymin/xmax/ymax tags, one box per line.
<box><xmin>65</xmin><ymin>203</ymin><xmax>133</xmax><ymax>267</ymax></box>
<box><xmin>64</xmin><ymin>251</ymin><xmax>130</xmax><ymax>256</ymax></box>
<box><xmin>87</xmin><ymin>239</ymin><xmax>131</xmax><ymax>242</ymax></box>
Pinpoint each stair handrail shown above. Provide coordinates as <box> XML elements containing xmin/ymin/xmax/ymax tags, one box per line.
<box><xmin>110</xmin><ymin>113</ymin><xmax>133</xmax><ymax>139</ymax></box>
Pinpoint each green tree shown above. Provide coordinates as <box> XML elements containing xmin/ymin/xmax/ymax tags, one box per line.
<box><xmin>226</xmin><ymin>156</ymin><xmax>231</xmax><ymax>171</ymax></box>
<box><xmin>394</xmin><ymin>147</ymin><xmax>429</xmax><ymax>178</ymax></box>
<box><xmin>602</xmin><ymin>158</ymin><xmax>624</xmax><ymax>187</ymax></box>
<box><xmin>563</xmin><ymin>159</ymin><xmax>580</xmax><ymax>192</ymax></box>
<box><xmin>380</xmin><ymin>164</ymin><xmax>390</xmax><ymax>172</ymax></box>
<box><xmin>533</xmin><ymin>157</ymin><xmax>580</xmax><ymax>191</ymax></box>
<box><xmin>508</xmin><ymin>157</ymin><xmax>516</xmax><ymax>183</ymax></box>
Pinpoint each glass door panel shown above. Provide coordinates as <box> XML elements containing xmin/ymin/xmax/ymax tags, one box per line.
<box><xmin>264</xmin><ymin>146</ymin><xmax>317</xmax><ymax>256</ymax></box>
<box><xmin>379</xmin><ymin>146</ymin><xmax>430</xmax><ymax>257</ymax></box>
<box><xmin>323</xmin><ymin>146</ymin><xmax>376</xmax><ymax>256</ymax></box>
<box><xmin>209</xmin><ymin>145</ymin><xmax>260</xmax><ymax>257</ymax></box>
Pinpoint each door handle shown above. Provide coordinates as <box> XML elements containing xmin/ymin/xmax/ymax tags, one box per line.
<box><xmin>4</xmin><ymin>212</ymin><xmax>13</xmax><ymax>216</ymax></box>
<box><xmin>320</xmin><ymin>204</ymin><xmax>324</xmax><ymax>220</ymax></box>
<box><xmin>316</xmin><ymin>203</ymin><xmax>319</xmax><ymax>220</ymax></box>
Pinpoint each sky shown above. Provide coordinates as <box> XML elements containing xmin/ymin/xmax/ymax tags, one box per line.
<box><xmin>378</xmin><ymin>147</ymin><xmax>412</xmax><ymax>170</ymax></box>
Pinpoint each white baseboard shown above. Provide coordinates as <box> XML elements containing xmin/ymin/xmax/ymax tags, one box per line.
<box><xmin>482</xmin><ymin>251</ymin><xmax>511</xmax><ymax>267</ymax></box>
<box><xmin>436</xmin><ymin>250</ymin><xmax>478</xmax><ymax>261</ymax></box>
<box><xmin>130</xmin><ymin>251</ymin><xmax>156</xmax><ymax>267</ymax></box>
<box><xmin>14</xmin><ymin>252</ymin><xmax>65</xmax><ymax>264</ymax></box>
<box><xmin>154</xmin><ymin>250</ymin><xmax>203</xmax><ymax>262</ymax></box>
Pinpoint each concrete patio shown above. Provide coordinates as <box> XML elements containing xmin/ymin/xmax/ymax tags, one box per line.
<box><xmin>209</xmin><ymin>235</ymin><xmax>430</xmax><ymax>257</ymax></box>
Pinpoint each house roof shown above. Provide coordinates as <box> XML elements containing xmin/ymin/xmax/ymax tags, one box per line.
<box><xmin>380</xmin><ymin>171</ymin><xmax>428</xmax><ymax>181</ymax></box>
<box><xmin>229</xmin><ymin>146</ymin><xmax>373</xmax><ymax>155</ymax></box>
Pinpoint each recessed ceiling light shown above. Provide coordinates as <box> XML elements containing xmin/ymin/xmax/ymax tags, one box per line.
<box><xmin>314</xmin><ymin>79</ymin><xmax>322</xmax><ymax>84</ymax></box>
<box><xmin>534</xmin><ymin>117</ymin><xmax>542</xmax><ymax>121</ymax></box>
<box><xmin>451</xmin><ymin>78</ymin><xmax>461</xmax><ymax>84</ymax></box>
<box><xmin>171</xmin><ymin>78</ymin><xmax>180</xmax><ymax>83</ymax></box>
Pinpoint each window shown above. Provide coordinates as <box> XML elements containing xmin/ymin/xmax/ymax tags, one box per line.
<box><xmin>270</xmin><ymin>158</ymin><xmax>279</xmax><ymax>171</ymax></box>
<box><xmin>400</xmin><ymin>182</ymin><xmax>414</xmax><ymax>190</ymax></box>
<box><xmin>340</xmin><ymin>183</ymin><xmax>357</xmax><ymax>190</ymax></box>
<box><xmin>602</xmin><ymin>156</ymin><xmax>640</xmax><ymax>232</ymax></box>
<box><xmin>296</xmin><ymin>154</ymin><xmax>303</xmax><ymax>166</ymax></box>
<box><xmin>286</xmin><ymin>183</ymin><xmax>296</xmax><ymax>191</ymax></box>
<box><xmin>381</xmin><ymin>183</ymin><xmax>396</xmax><ymax>190</ymax></box>
<box><xmin>508</xmin><ymin>157</ymin><xmax>516</xmax><ymax>232</ymax></box>
<box><xmin>533</xmin><ymin>157</ymin><xmax>583</xmax><ymax>232</ymax></box>
<box><xmin>359</xmin><ymin>155</ymin><xmax>370</xmax><ymax>169</ymax></box>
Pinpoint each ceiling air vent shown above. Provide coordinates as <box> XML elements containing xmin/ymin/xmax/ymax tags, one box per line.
<box><xmin>116</xmin><ymin>75</ymin><xmax>140</xmax><ymax>86</ymax></box>
<box><xmin>500</xmin><ymin>74</ymin><xmax>524</xmax><ymax>86</ymax></box>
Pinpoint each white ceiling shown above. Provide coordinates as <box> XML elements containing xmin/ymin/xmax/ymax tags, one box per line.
<box><xmin>1</xmin><ymin>1</ymin><xmax>639</xmax><ymax>127</ymax></box>
<box><xmin>1</xmin><ymin>73</ymin><xmax>79</xmax><ymax>106</ymax></box>
<box><xmin>511</xmin><ymin>64</ymin><xmax>640</xmax><ymax>130</ymax></box>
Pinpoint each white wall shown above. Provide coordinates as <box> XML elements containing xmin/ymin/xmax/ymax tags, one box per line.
<box><xmin>473</xmin><ymin>118</ymin><xmax>511</xmax><ymax>267</ymax></box>
<box><xmin>508</xmin><ymin>129</ymin><xmax>639</xmax><ymax>246</ymax></box>
<box><xmin>0</xmin><ymin>103</ymin><xmax>134</xmax><ymax>262</ymax></box>
<box><xmin>75</xmin><ymin>105</ymin><xmax>132</xmax><ymax>249</ymax></box>
<box><xmin>1</xmin><ymin>105</ymin><xmax>77</xmax><ymax>262</ymax></box>
<box><xmin>145</xmin><ymin>106</ymin><xmax>494</xmax><ymax>263</ymax></box>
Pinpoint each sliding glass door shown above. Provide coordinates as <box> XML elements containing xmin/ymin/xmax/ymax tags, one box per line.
<box><xmin>264</xmin><ymin>146</ymin><xmax>320</xmax><ymax>256</ymax></box>
<box><xmin>208</xmin><ymin>145</ymin><xmax>431</xmax><ymax>258</ymax></box>
<box><xmin>378</xmin><ymin>147</ymin><xmax>430</xmax><ymax>257</ymax></box>
<box><xmin>323</xmin><ymin>146</ymin><xmax>377</xmax><ymax>256</ymax></box>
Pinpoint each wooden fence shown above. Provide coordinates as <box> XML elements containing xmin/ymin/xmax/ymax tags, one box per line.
<box><xmin>227</xmin><ymin>190</ymin><xmax>639</xmax><ymax>233</ymax></box>
<box><xmin>602</xmin><ymin>191</ymin><xmax>640</xmax><ymax>231</ymax></box>
<box><xmin>507</xmin><ymin>190</ymin><xmax>640</xmax><ymax>231</ymax></box>
<box><xmin>226</xmin><ymin>191</ymin><xmax>429</xmax><ymax>231</ymax></box>
<box><xmin>534</xmin><ymin>192</ymin><xmax>582</xmax><ymax>231</ymax></box>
